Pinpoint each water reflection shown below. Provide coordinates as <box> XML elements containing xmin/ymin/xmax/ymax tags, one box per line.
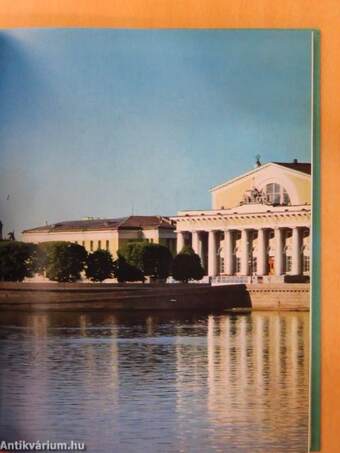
<box><xmin>0</xmin><ymin>310</ymin><xmax>309</xmax><ymax>452</ymax></box>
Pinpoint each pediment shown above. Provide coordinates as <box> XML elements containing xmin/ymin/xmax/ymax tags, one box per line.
<box><xmin>211</xmin><ymin>162</ymin><xmax>311</xmax><ymax>209</ymax></box>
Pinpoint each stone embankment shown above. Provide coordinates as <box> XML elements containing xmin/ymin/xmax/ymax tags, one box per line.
<box><xmin>0</xmin><ymin>282</ymin><xmax>310</xmax><ymax>311</ymax></box>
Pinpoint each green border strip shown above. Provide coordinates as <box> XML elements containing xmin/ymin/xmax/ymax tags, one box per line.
<box><xmin>310</xmin><ymin>29</ymin><xmax>321</xmax><ymax>452</ymax></box>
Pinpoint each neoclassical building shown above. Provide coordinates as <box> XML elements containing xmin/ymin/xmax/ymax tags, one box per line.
<box><xmin>22</xmin><ymin>216</ymin><xmax>177</xmax><ymax>258</ymax></box>
<box><xmin>172</xmin><ymin>160</ymin><xmax>311</xmax><ymax>282</ymax></box>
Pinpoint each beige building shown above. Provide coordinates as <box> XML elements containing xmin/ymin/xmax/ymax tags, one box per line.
<box><xmin>22</xmin><ymin>216</ymin><xmax>177</xmax><ymax>258</ymax></box>
<box><xmin>172</xmin><ymin>160</ymin><xmax>311</xmax><ymax>282</ymax></box>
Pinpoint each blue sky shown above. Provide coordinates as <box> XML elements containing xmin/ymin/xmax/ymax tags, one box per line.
<box><xmin>0</xmin><ymin>29</ymin><xmax>312</xmax><ymax>237</ymax></box>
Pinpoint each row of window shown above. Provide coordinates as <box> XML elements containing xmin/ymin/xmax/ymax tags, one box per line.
<box><xmin>285</xmin><ymin>256</ymin><xmax>310</xmax><ymax>272</ymax></box>
<box><xmin>74</xmin><ymin>240</ymin><xmax>110</xmax><ymax>252</ymax></box>
<box><xmin>220</xmin><ymin>255</ymin><xmax>310</xmax><ymax>273</ymax></box>
<box><xmin>73</xmin><ymin>238</ymin><xmax>176</xmax><ymax>253</ymax></box>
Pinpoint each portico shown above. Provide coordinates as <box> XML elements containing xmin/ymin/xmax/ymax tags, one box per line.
<box><xmin>176</xmin><ymin>211</ymin><xmax>310</xmax><ymax>278</ymax></box>
<box><xmin>172</xmin><ymin>160</ymin><xmax>311</xmax><ymax>282</ymax></box>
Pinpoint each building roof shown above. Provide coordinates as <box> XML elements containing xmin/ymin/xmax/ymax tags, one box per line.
<box><xmin>274</xmin><ymin>162</ymin><xmax>311</xmax><ymax>175</ymax></box>
<box><xmin>22</xmin><ymin>216</ymin><xmax>175</xmax><ymax>234</ymax></box>
<box><xmin>118</xmin><ymin>216</ymin><xmax>175</xmax><ymax>230</ymax></box>
<box><xmin>210</xmin><ymin>160</ymin><xmax>311</xmax><ymax>192</ymax></box>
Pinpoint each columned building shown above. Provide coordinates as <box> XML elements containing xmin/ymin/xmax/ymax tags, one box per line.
<box><xmin>172</xmin><ymin>160</ymin><xmax>311</xmax><ymax>282</ymax></box>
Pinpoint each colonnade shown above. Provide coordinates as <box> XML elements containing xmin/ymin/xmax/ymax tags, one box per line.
<box><xmin>177</xmin><ymin>226</ymin><xmax>309</xmax><ymax>278</ymax></box>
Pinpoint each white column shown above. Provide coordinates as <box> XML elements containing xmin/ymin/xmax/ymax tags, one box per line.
<box><xmin>177</xmin><ymin>231</ymin><xmax>185</xmax><ymax>254</ymax></box>
<box><xmin>292</xmin><ymin>227</ymin><xmax>302</xmax><ymax>275</ymax></box>
<box><xmin>197</xmin><ymin>232</ymin><xmax>203</xmax><ymax>265</ymax></box>
<box><xmin>208</xmin><ymin>230</ymin><xmax>218</xmax><ymax>277</ymax></box>
<box><xmin>275</xmin><ymin>228</ymin><xmax>284</xmax><ymax>276</ymax></box>
<box><xmin>192</xmin><ymin>231</ymin><xmax>199</xmax><ymax>254</ymax></box>
<box><xmin>224</xmin><ymin>230</ymin><xmax>234</xmax><ymax>275</ymax></box>
<box><xmin>192</xmin><ymin>231</ymin><xmax>203</xmax><ymax>265</ymax></box>
<box><xmin>240</xmin><ymin>229</ymin><xmax>249</xmax><ymax>275</ymax></box>
<box><xmin>257</xmin><ymin>228</ymin><xmax>267</xmax><ymax>276</ymax></box>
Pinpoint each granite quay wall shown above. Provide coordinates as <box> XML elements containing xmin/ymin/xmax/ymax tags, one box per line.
<box><xmin>0</xmin><ymin>282</ymin><xmax>310</xmax><ymax>311</ymax></box>
<box><xmin>245</xmin><ymin>283</ymin><xmax>310</xmax><ymax>310</ymax></box>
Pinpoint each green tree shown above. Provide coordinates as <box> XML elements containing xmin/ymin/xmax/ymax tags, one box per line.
<box><xmin>38</xmin><ymin>241</ymin><xmax>87</xmax><ymax>282</ymax></box>
<box><xmin>117</xmin><ymin>240</ymin><xmax>148</xmax><ymax>270</ymax></box>
<box><xmin>0</xmin><ymin>241</ymin><xmax>38</xmax><ymax>282</ymax></box>
<box><xmin>172</xmin><ymin>245</ymin><xmax>205</xmax><ymax>283</ymax></box>
<box><xmin>118</xmin><ymin>241</ymin><xmax>173</xmax><ymax>280</ymax></box>
<box><xmin>86</xmin><ymin>249</ymin><xmax>114</xmax><ymax>282</ymax></box>
<box><xmin>112</xmin><ymin>257</ymin><xmax>145</xmax><ymax>283</ymax></box>
<box><xmin>142</xmin><ymin>243</ymin><xmax>173</xmax><ymax>280</ymax></box>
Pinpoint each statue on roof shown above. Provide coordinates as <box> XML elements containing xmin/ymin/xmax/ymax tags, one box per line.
<box><xmin>255</xmin><ymin>154</ymin><xmax>262</xmax><ymax>168</ymax></box>
<box><xmin>241</xmin><ymin>186</ymin><xmax>269</xmax><ymax>205</ymax></box>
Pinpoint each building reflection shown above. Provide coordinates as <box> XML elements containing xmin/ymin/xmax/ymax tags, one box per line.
<box><xmin>203</xmin><ymin>312</ymin><xmax>309</xmax><ymax>446</ymax></box>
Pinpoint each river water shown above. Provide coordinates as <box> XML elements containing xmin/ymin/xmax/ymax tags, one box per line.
<box><xmin>0</xmin><ymin>310</ymin><xmax>309</xmax><ymax>453</ymax></box>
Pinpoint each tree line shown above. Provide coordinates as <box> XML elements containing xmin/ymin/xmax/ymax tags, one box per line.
<box><xmin>0</xmin><ymin>240</ymin><xmax>204</xmax><ymax>283</ymax></box>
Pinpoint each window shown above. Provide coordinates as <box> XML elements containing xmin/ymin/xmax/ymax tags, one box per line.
<box><xmin>220</xmin><ymin>257</ymin><xmax>225</xmax><ymax>273</ymax></box>
<box><xmin>252</xmin><ymin>257</ymin><xmax>257</xmax><ymax>274</ymax></box>
<box><xmin>170</xmin><ymin>239</ymin><xmax>176</xmax><ymax>254</ymax></box>
<box><xmin>106</xmin><ymin>240</ymin><xmax>109</xmax><ymax>251</ymax></box>
<box><xmin>286</xmin><ymin>255</ymin><xmax>292</xmax><ymax>272</ymax></box>
<box><xmin>98</xmin><ymin>240</ymin><xmax>101</xmax><ymax>250</ymax></box>
<box><xmin>165</xmin><ymin>239</ymin><xmax>174</xmax><ymax>252</ymax></box>
<box><xmin>236</xmin><ymin>257</ymin><xmax>241</xmax><ymax>273</ymax></box>
<box><xmin>90</xmin><ymin>240</ymin><xmax>93</xmax><ymax>252</ymax></box>
<box><xmin>266</xmin><ymin>183</ymin><xmax>291</xmax><ymax>205</ymax></box>
<box><xmin>283</xmin><ymin>188</ymin><xmax>290</xmax><ymax>205</ymax></box>
<box><xmin>303</xmin><ymin>255</ymin><xmax>310</xmax><ymax>272</ymax></box>
<box><xmin>82</xmin><ymin>241</ymin><xmax>85</xmax><ymax>247</ymax></box>
<box><xmin>266</xmin><ymin>183</ymin><xmax>281</xmax><ymax>204</ymax></box>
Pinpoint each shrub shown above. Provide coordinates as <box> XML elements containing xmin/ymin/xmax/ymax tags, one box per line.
<box><xmin>38</xmin><ymin>241</ymin><xmax>87</xmax><ymax>282</ymax></box>
<box><xmin>172</xmin><ymin>245</ymin><xmax>205</xmax><ymax>283</ymax></box>
<box><xmin>112</xmin><ymin>257</ymin><xmax>145</xmax><ymax>283</ymax></box>
<box><xmin>86</xmin><ymin>249</ymin><xmax>114</xmax><ymax>282</ymax></box>
<box><xmin>0</xmin><ymin>241</ymin><xmax>38</xmax><ymax>282</ymax></box>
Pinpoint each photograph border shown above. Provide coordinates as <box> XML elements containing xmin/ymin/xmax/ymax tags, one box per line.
<box><xmin>0</xmin><ymin>2</ymin><xmax>339</xmax><ymax>452</ymax></box>
<box><xmin>310</xmin><ymin>29</ymin><xmax>321</xmax><ymax>452</ymax></box>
